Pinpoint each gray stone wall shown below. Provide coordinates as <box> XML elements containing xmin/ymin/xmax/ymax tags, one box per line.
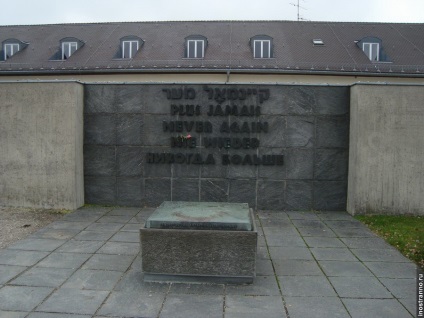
<box><xmin>0</xmin><ymin>82</ymin><xmax>84</xmax><ymax>209</ymax></box>
<box><xmin>348</xmin><ymin>84</ymin><xmax>424</xmax><ymax>215</ymax></box>
<box><xmin>84</xmin><ymin>84</ymin><xmax>349</xmax><ymax>210</ymax></box>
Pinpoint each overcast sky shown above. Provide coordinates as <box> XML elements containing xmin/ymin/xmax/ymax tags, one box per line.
<box><xmin>1</xmin><ymin>0</ymin><xmax>423</xmax><ymax>25</ymax></box>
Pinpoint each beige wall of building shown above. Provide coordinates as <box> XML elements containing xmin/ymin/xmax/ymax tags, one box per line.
<box><xmin>348</xmin><ymin>84</ymin><xmax>424</xmax><ymax>215</ymax></box>
<box><xmin>1</xmin><ymin>73</ymin><xmax>424</xmax><ymax>85</ymax></box>
<box><xmin>0</xmin><ymin>82</ymin><xmax>84</xmax><ymax>210</ymax></box>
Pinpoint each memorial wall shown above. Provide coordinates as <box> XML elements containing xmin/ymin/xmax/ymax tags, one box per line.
<box><xmin>84</xmin><ymin>84</ymin><xmax>349</xmax><ymax>210</ymax></box>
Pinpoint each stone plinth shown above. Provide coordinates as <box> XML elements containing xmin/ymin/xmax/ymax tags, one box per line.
<box><xmin>140</xmin><ymin>201</ymin><xmax>257</xmax><ymax>284</ymax></box>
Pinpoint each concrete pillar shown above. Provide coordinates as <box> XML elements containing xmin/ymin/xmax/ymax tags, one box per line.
<box><xmin>0</xmin><ymin>82</ymin><xmax>84</xmax><ymax>209</ymax></box>
<box><xmin>348</xmin><ymin>84</ymin><xmax>424</xmax><ymax>215</ymax></box>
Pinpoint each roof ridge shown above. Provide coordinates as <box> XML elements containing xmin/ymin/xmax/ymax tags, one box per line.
<box><xmin>1</xmin><ymin>20</ymin><xmax>423</xmax><ymax>28</ymax></box>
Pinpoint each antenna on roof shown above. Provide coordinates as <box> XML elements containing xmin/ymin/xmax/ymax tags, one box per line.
<box><xmin>290</xmin><ymin>0</ymin><xmax>308</xmax><ymax>21</ymax></box>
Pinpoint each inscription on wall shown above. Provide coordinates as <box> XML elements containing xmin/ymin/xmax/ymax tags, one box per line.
<box><xmin>147</xmin><ymin>86</ymin><xmax>284</xmax><ymax>166</ymax></box>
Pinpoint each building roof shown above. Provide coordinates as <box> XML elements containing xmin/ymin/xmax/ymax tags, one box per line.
<box><xmin>1</xmin><ymin>20</ymin><xmax>424</xmax><ymax>76</ymax></box>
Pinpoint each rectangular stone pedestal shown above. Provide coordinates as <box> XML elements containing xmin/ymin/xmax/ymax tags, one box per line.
<box><xmin>140</xmin><ymin>201</ymin><xmax>257</xmax><ymax>284</ymax></box>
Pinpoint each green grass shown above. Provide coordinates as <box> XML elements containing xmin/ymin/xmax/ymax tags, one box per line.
<box><xmin>355</xmin><ymin>215</ymin><xmax>424</xmax><ymax>269</ymax></box>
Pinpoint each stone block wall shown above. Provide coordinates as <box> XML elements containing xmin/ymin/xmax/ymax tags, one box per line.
<box><xmin>84</xmin><ymin>84</ymin><xmax>349</xmax><ymax>210</ymax></box>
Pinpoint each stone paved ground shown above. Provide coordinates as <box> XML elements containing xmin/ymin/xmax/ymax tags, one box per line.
<box><xmin>0</xmin><ymin>207</ymin><xmax>418</xmax><ymax>318</ymax></box>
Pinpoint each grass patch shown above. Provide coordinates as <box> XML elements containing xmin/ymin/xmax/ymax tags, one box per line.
<box><xmin>355</xmin><ymin>215</ymin><xmax>424</xmax><ymax>269</ymax></box>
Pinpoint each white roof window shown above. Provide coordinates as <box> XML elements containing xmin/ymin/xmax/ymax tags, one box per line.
<box><xmin>120</xmin><ymin>36</ymin><xmax>144</xmax><ymax>59</ymax></box>
<box><xmin>57</xmin><ymin>37</ymin><xmax>84</xmax><ymax>60</ymax></box>
<box><xmin>62</xmin><ymin>41</ymin><xmax>78</xmax><ymax>59</ymax></box>
<box><xmin>250</xmin><ymin>35</ymin><xmax>273</xmax><ymax>59</ymax></box>
<box><xmin>185</xmin><ymin>35</ymin><xmax>208</xmax><ymax>59</ymax></box>
<box><xmin>356</xmin><ymin>36</ymin><xmax>390</xmax><ymax>62</ymax></box>
<box><xmin>313</xmin><ymin>39</ymin><xmax>324</xmax><ymax>46</ymax></box>
<box><xmin>2</xmin><ymin>38</ymin><xmax>29</xmax><ymax>61</ymax></box>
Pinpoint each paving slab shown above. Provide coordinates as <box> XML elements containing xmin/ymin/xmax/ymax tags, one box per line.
<box><xmin>120</xmin><ymin>223</ymin><xmax>142</xmax><ymax>232</ymax></box>
<box><xmin>255</xmin><ymin>259</ymin><xmax>275</xmax><ymax>276</ymax></box>
<box><xmin>10</xmin><ymin>267</ymin><xmax>75</xmax><ymax>288</ymax></box>
<box><xmin>29</xmin><ymin>228</ymin><xmax>80</xmax><ymax>240</ymax></box>
<box><xmin>6</xmin><ymin>238</ymin><xmax>65</xmax><ymax>252</ymax></box>
<box><xmin>82</xmin><ymin>254</ymin><xmax>135</xmax><ymax>272</ymax></box>
<box><xmin>265</xmin><ymin>234</ymin><xmax>306</xmax><ymax>247</ymax></box>
<box><xmin>291</xmin><ymin>219</ymin><xmax>328</xmax><ymax>228</ymax></box>
<box><xmin>61</xmin><ymin>269</ymin><xmax>123</xmax><ymax>290</ymax></box>
<box><xmin>27</xmin><ymin>313</ymin><xmax>90</xmax><ymax>318</ymax></box>
<box><xmin>379</xmin><ymin>278</ymin><xmax>417</xmax><ymax>299</ymax></box>
<box><xmin>0</xmin><ymin>265</ymin><xmax>28</xmax><ymax>285</ymax></box>
<box><xmin>224</xmin><ymin>295</ymin><xmax>287</xmax><ymax>318</ymax></box>
<box><xmin>226</xmin><ymin>275</ymin><xmax>280</xmax><ymax>296</ymax></box>
<box><xmin>318</xmin><ymin>260</ymin><xmax>374</xmax><ymax>277</ymax></box>
<box><xmin>278</xmin><ymin>275</ymin><xmax>337</xmax><ymax>297</ymax></box>
<box><xmin>35</xmin><ymin>252</ymin><xmax>91</xmax><ymax>269</ymax></box>
<box><xmin>286</xmin><ymin>211</ymin><xmax>320</xmax><ymax>220</ymax></box>
<box><xmin>36</xmin><ymin>288</ymin><xmax>109</xmax><ymax>315</ymax></box>
<box><xmin>268</xmin><ymin>246</ymin><xmax>313</xmax><ymax>260</ymax></box>
<box><xmin>310</xmin><ymin>247</ymin><xmax>358</xmax><ymax>261</ymax></box>
<box><xmin>45</xmin><ymin>221</ymin><xmax>91</xmax><ymax>231</ymax></box>
<box><xmin>329</xmin><ymin>276</ymin><xmax>393</xmax><ymax>298</ymax></box>
<box><xmin>340</xmin><ymin>237</ymin><xmax>393</xmax><ymax>249</ymax></box>
<box><xmin>0</xmin><ymin>311</ymin><xmax>28</xmax><ymax>318</ymax></box>
<box><xmin>257</xmin><ymin>233</ymin><xmax>267</xmax><ymax>246</ymax></box>
<box><xmin>296</xmin><ymin>226</ymin><xmax>336</xmax><ymax>237</ymax></box>
<box><xmin>107</xmin><ymin>207</ymin><xmax>141</xmax><ymax>216</ymax></box>
<box><xmin>85</xmin><ymin>223</ymin><xmax>124</xmax><ymax>232</ymax></box>
<box><xmin>56</xmin><ymin>240</ymin><xmax>104</xmax><ymax>253</ymax></box>
<box><xmin>96</xmin><ymin>241</ymin><xmax>140</xmax><ymax>255</ymax></box>
<box><xmin>351</xmin><ymin>248</ymin><xmax>410</xmax><ymax>262</ymax></box>
<box><xmin>364</xmin><ymin>261</ymin><xmax>417</xmax><ymax>278</ymax></box>
<box><xmin>285</xmin><ymin>296</ymin><xmax>350</xmax><ymax>318</ymax></box>
<box><xmin>0</xmin><ymin>250</ymin><xmax>49</xmax><ymax>267</ymax></box>
<box><xmin>72</xmin><ymin>230</ymin><xmax>115</xmax><ymax>241</ymax></box>
<box><xmin>97</xmin><ymin>290</ymin><xmax>165</xmax><ymax>317</ymax></box>
<box><xmin>256</xmin><ymin>246</ymin><xmax>270</xmax><ymax>260</ymax></box>
<box><xmin>0</xmin><ymin>286</ymin><xmax>53</xmax><ymax>312</ymax></box>
<box><xmin>60</xmin><ymin>213</ymin><xmax>102</xmax><ymax>223</ymax></box>
<box><xmin>168</xmin><ymin>282</ymin><xmax>225</xmax><ymax>295</ymax></box>
<box><xmin>342</xmin><ymin>298</ymin><xmax>413</xmax><ymax>318</ymax></box>
<box><xmin>160</xmin><ymin>294</ymin><xmax>223</xmax><ymax>318</ymax></box>
<box><xmin>303</xmin><ymin>236</ymin><xmax>345</xmax><ymax>248</ymax></box>
<box><xmin>273</xmin><ymin>259</ymin><xmax>323</xmax><ymax>276</ymax></box>
<box><xmin>109</xmin><ymin>231</ymin><xmax>140</xmax><ymax>242</ymax></box>
<box><xmin>73</xmin><ymin>207</ymin><xmax>112</xmax><ymax>214</ymax></box>
<box><xmin>113</xmin><ymin>270</ymin><xmax>169</xmax><ymax>293</ymax></box>
<box><xmin>316</xmin><ymin>211</ymin><xmax>355</xmax><ymax>220</ymax></box>
<box><xmin>324</xmin><ymin>220</ymin><xmax>364</xmax><ymax>228</ymax></box>
<box><xmin>332</xmin><ymin>227</ymin><xmax>377</xmax><ymax>238</ymax></box>
<box><xmin>262</xmin><ymin>226</ymin><xmax>300</xmax><ymax>236</ymax></box>
<box><xmin>95</xmin><ymin>215</ymin><xmax>134</xmax><ymax>223</ymax></box>
<box><xmin>257</xmin><ymin>211</ymin><xmax>289</xmax><ymax>220</ymax></box>
<box><xmin>398</xmin><ymin>297</ymin><xmax>416</xmax><ymax>316</ymax></box>
<box><xmin>259</xmin><ymin>219</ymin><xmax>292</xmax><ymax>227</ymax></box>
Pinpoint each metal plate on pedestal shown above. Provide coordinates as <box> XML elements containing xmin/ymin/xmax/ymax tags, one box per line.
<box><xmin>145</xmin><ymin>201</ymin><xmax>252</xmax><ymax>231</ymax></box>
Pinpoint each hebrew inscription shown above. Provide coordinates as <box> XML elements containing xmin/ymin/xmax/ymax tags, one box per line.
<box><xmin>147</xmin><ymin>85</ymin><xmax>283</xmax><ymax>166</ymax></box>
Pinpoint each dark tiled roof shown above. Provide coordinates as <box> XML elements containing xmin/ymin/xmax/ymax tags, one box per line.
<box><xmin>1</xmin><ymin>20</ymin><xmax>424</xmax><ymax>76</ymax></box>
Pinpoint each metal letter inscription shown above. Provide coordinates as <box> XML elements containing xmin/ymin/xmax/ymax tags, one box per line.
<box><xmin>147</xmin><ymin>86</ymin><xmax>283</xmax><ymax>166</ymax></box>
